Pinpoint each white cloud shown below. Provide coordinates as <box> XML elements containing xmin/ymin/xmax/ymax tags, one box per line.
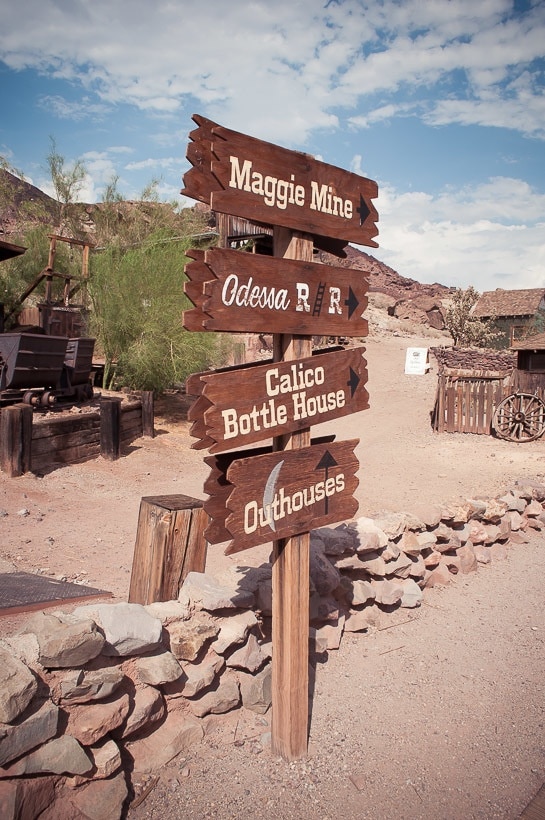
<box><xmin>375</xmin><ymin>177</ymin><xmax>545</xmax><ymax>291</ymax></box>
<box><xmin>1</xmin><ymin>0</ymin><xmax>543</xmax><ymax>146</ymax></box>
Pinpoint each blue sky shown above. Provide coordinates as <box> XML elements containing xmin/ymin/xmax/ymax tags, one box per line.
<box><xmin>1</xmin><ymin>0</ymin><xmax>544</xmax><ymax>292</ymax></box>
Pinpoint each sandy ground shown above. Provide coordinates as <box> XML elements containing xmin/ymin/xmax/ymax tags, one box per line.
<box><xmin>1</xmin><ymin>329</ymin><xmax>544</xmax><ymax>817</ymax></box>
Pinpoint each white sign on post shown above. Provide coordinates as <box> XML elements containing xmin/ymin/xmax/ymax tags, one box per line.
<box><xmin>405</xmin><ymin>347</ymin><xmax>429</xmax><ymax>375</ymax></box>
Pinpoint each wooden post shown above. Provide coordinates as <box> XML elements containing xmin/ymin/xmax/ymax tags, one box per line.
<box><xmin>271</xmin><ymin>227</ymin><xmax>313</xmax><ymax>761</ymax></box>
<box><xmin>100</xmin><ymin>397</ymin><xmax>121</xmax><ymax>460</ymax></box>
<box><xmin>0</xmin><ymin>404</ymin><xmax>33</xmax><ymax>477</ymax></box>
<box><xmin>141</xmin><ymin>391</ymin><xmax>155</xmax><ymax>438</ymax></box>
<box><xmin>128</xmin><ymin>494</ymin><xmax>208</xmax><ymax>604</ymax></box>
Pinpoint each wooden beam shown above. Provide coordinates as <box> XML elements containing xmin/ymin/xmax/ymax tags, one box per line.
<box><xmin>271</xmin><ymin>226</ymin><xmax>312</xmax><ymax>761</ymax></box>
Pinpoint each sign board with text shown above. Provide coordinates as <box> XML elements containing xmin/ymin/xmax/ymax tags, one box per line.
<box><xmin>222</xmin><ymin>439</ymin><xmax>359</xmax><ymax>554</ymax></box>
<box><xmin>183</xmin><ymin>247</ymin><xmax>368</xmax><ymax>336</ymax></box>
<box><xmin>182</xmin><ymin>114</ymin><xmax>379</xmax><ymax>247</ymax></box>
<box><xmin>188</xmin><ymin>347</ymin><xmax>368</xmax><ymax>453</ymax></box>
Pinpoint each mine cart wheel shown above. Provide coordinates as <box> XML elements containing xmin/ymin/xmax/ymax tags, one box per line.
<box><xmin>492</xmin><ymin>392</ymin><xmax>545</xmax><ymax>442</ymax></box>
<box><xmin>40</xmin><ymin>391</ymin><xmax>56</xmax><ymax>408</ymax></box>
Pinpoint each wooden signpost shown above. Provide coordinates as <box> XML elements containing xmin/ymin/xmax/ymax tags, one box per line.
<box><xmin>181</xmin><ymin>114</ymin><xmax>378</xmax><ymax>761</ymax></box>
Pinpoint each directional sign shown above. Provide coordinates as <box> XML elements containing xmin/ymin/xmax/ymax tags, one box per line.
<box><xmin>183</xmin><ymin>247</ymin><xmax>368</xmax><ymax>336</ymax></box>
<box><xmin>189</xmin><ymin>347</ymin><xmax>368</xmax><ymax>453</ymax></box>
<box><xmin>182</xmin><ymin>114</ymin><xmax>379</xmax><ymax>247</ymax></box>
<box><xmin>202</xmin><ymin>435</ymin><xmax>336</xmax><ymax>545</ymax></box>
<box><xmin>222</xmin><ymin>439</ymin><xmax>359</xmax><ymax>554</ymax></box>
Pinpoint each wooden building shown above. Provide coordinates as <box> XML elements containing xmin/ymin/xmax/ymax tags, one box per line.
<box><xmin>471</xmin><ymin>288</ymin><xmax>545</xmax><ymax>348</ymax></box>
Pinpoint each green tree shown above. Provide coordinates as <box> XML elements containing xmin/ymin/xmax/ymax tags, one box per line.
<box><xmin>88</xmin><ymin>227</ymin><xmax>230</xmax><ymax>391</ymax></box>
<box><xmin>444</xmin><ymin>286</ymin><xmax>499</xmax><ymax>347</ymax></box>
<box><xmin>46</xmin><ymin>137</ymin><xmax>87</xmax><ymax>237</ymax></box>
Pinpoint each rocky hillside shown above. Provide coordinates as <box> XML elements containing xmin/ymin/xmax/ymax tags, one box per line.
<box><xmin>0</xmin><ymin>169</ymin><xmax>452</xmax><ymax>332</ymax></box>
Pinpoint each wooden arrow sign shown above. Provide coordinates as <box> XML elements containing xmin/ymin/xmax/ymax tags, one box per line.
<box><xmin>182</xmin><ymin>114</ymin><xmax>378</xmax><ymax>247</ymax></box>
<box><xmin>183</xmin><ymin>247</ymin><xmax>368</xmax><ymax>336</ymax></box>
<box><xmin>202</xmin><ymin>435</ymin><xmax>336</xmax><ymax>545</ymax></box>
<box><xmin>222</xmin><ymin>439</ymin><xmax>359</xmax><ymax>554</ymax></box>
<box><xmin>191</xmin><ymin>347</ymin><xmax>368</xmax><ymax>453</ymax></box>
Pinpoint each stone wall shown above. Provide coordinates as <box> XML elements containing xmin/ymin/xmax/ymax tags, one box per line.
<box><xmin>1</xmin><ymin>483</ymin><xmax>543</xmax><ymax>819</ymax></box>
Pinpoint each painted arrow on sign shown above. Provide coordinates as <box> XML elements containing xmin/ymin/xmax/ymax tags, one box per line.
<box><xmin>222</xmin><ymin>439</ymin><xmax>360</xmax><ymax>554</ymax></box>
<box><xmin>188</xmin><ymin>346</ymin><xmax>368</xmax><ymax>453</ymax></box>
<box><xmin>182</xmin><ymin>114</ymin><xmax>379</xmax><ymax>248</ymax></box>
<box><xmin>183</xmin><ymin>247</ymin><xmax>368</xmax><ymax>337</ymax></box>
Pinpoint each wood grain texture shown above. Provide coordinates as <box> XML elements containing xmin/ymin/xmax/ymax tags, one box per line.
<box><xmin>182</xmin><ymin>114</ymin><xmax>379</xmax><ymax>247</ymax></box>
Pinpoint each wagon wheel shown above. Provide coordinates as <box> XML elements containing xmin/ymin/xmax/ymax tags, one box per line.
<box><xmin>492</xmin><ymin>392</ymin><xmax>545</xmax><ymax>442</ymax></box>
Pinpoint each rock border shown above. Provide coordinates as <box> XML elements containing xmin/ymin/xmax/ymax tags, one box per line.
<box><xmin>0</xmin><ymin>482</ymin><xmax>543</xmax><ymax>819</ymax></box>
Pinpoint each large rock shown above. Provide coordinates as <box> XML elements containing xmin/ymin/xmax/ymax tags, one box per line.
<box><xmin>165</xmin><ymin>652</ymin><xmax>224</xmax><ymax>699</ymax></box>
<box><xmin>0</xmin><ymin>699</ymin><xmax>58</xmax><ymax>767</ymax></box>
<box><xmin>72</xmin><ymin>603</ymin><xmax>162</xmax><ymax>657</ymax></box>
<box><xmin>313</xmin><ymin>525</ymin><xmax>357</xmax><ymax>555</ymax></box>
<box><xmin>399</xmin><ymin>578</ymin><xmax>423</xmax><ymax>608</ymax></box>
<box><xmin>384</xmin><ymin>552</ymin><xmax>413</xmax><ymax>579</ymax></box>
<box><xmin>239</xmin><ymin>665</ymin><xmax>272</xmax><ymax>714</ymax></box>
<box><xmin>346</xmin><ymin>579</ymin><xmax>375</xmax><ymax>606</ymax></box>
<box><xmin>344</xmin><ymin>605</ymin><xmax>382</xmax><ymax>632</ymax></box>
<box><xmin>213</xmin><ymin>610</ymin><xmax>258</xmax><ymax>655</ymax></box>
<box><xmin>178</xmin><ymin>572</ymin><xmax>255</xmax><ymax>611</ymax></box>
<box><xmin>135</xmin><ymin>651</ymin><xmax>183</xmax><ymax>686</ymax></box>
<box><xmin>0</xmin><ymin>735</ymin><xmax>91</xmax><ymax>777</ymax></box>
<box><xmin>126</xmin><ymin>710</ymin><xmax>203</xmax><ymax>774</ymax></box>
<box><xmin>57</xmin><ymin>667</ymin><xmax>125</xmax><ymax>705</ymax></box>
<box><xmin>353</xmin><ymin>517</ymin><xmax>388</xmax><ymax>550</ymax></box>
<box><xmin>225</xmin><ymin>633</ymin><xmax>270</xmax><ymax>673</ymax></box>
<box><xmin>313</xmin><ymin>616</ymin><xmax>345</xmax><ymax>650</ymax></box>
<box><xmin>114</xmin><ymin>684</ymin><xmax>165</xmax><ymax>740</ymax></box>
<box><xmin>456</xmin><ymin>544</ymin><xmax>478</xmax><ymax>574</ymax></box>
<box><xmin>67</xmin><ymin>769</ymin><xmax>128</xmax><ymax>820</ymax></box>
<box><xmin>370</xmin><ymin>579</ymin><xmax>402</xmax><ymax>606</ymax></box>
<box><xmin>168</xmin><ymin>614</ymin><xmax>220</xmax><ymax>661</ymax></box>
<box><xmin>65</xmin><ymin>694</ymin><xmax>130</xmax><ymax>746</ymax></box>
<box><xmin>189</xmin><ymin>672</ymin><xmax>240</xmax><ymax>718</ymax></box>
<box><xmin>0</xmin><ymin>776</ymin><xmax>56</xmax><ymax>820</ymax></box>
<box><xmin>309</xmin><ymin>541</ymin><xmax>341</xmax><ymax>595</ymax></box>
<box><xmin>22</xmin><ymin>613</ymin><xmax>104</xmax><ymax>669</ymax></box>
<box><xmin>357</xmin><ymin>551</ymin><xmax>387</xmax><ymax>578</ymax></box>
<box><xmin>0</xmin><ymin>650</ymin><xmax>37</xmax><ymax>723</ymax></box>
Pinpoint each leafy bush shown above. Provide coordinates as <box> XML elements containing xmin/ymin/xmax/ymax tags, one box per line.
<box><xmin>89</xmin><ymin>229</ymin><xmax>232</xmax><ymax>391</ymax></box>
<box><xmin>444</xmin><ymin>286</ymin><xmax>500</xmax><ymax>348</ymax></box>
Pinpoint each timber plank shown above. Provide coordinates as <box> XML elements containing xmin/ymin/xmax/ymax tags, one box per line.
<box><xmin>182</xmin><ymin>115</ymin><xmax>378</xmax><ymax>247</ymax></box>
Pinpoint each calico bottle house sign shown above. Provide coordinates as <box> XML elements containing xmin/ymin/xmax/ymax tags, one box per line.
<box><xmin>187</xmin><ymin>347</ymin><xmax>368</xmax><ymax>453</ymax></box>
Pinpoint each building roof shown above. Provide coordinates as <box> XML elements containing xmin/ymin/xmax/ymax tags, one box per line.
<box><xmin>0</xmin><ymin>239</ymin><xmax>26</xmax><ymax>262</ymax></box>
<box><xmin>511</xmin><ymin>332</ymin><xmax>545</xmax><ymax>351</ymax></box>
<box><xmin>472</xmin><ymin>288</ymin><xmax>545</xmax><ymax>319</ymax></box>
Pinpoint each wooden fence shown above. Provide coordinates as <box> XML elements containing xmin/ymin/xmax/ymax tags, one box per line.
<box><xmin>0</xmin><ymin>393</ymin><xmax>153</xmax><ymax>476</ymax></box>
<box><xmin>432</xmin><ymin>372</ymin><xmax>510</xmax><ymax>434</ymax></box>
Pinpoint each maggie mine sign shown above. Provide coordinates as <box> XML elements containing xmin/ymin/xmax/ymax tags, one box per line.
<box><xmin>182</xmin><ymin>114</ymin><xmax>379</xmax><ymax>247</ymax></box>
